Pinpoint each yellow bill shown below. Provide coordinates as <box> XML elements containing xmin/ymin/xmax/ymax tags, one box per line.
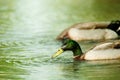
<box><xmin>51</xmin><ymin>48</ymin><xmax>64</xmax><ymax>58</ymax></box>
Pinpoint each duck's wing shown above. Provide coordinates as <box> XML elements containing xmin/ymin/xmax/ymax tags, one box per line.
<box><xmin>75</xmin><ymin>22</ymin><xmax>109</xmax><ymax>29</ymax></box>
<box><xmin>92</xmin><ymin>40</ymin><xmax>120</xmax><ymax>50</ymax></box>
<box><xmin>92</xmin><ymin>42</ymin><xmax>114</xmax><ymax>50</ymax></box>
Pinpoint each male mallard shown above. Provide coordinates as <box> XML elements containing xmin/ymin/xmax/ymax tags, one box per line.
<box><xmin>52</xmin><ymin>39</ymin><xmax>120</xmax><ymax>60</ymax></box>
<box><xmin>57</xmin><ymin>20</ymin><xmax>120</xmax><ymax>41</ymax></box>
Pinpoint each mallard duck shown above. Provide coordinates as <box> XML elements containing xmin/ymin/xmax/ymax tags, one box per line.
<box><xmin>52</xmin><ymin>39</ymin><xmax>120</xmax><ymax>60</ymax></box>
<box><xmin>57</xmin><ymin>20</ymin><xmax>120</xmax><ymax>41</ymax></box>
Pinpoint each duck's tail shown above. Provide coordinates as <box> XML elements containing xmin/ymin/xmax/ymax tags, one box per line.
<box><xmin>107</xmin><ymin>20</ymin><xmax>120</xmax><ymax>34</ymax></box>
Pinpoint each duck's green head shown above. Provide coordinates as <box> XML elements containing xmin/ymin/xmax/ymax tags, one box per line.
<box><xmin>52</xmin><ymin>39</ymin><xmax>83</xmax><ymax>58</ymax></box>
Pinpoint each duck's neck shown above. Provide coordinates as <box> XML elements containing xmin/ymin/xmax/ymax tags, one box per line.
<box><xmin>72</xmin><ymin>46</ymin><xmax>83</xmax><ymax>57</ymax></box>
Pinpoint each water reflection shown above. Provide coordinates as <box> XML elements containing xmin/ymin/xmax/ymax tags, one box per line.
<box><xmin>0</xmin><ymin>58</ymin><xmax>28</xmax><ymax>80</ymax></box>
<box><xmin>57</xmin><ymin>60</ymin><xmax>120</xmax><ymax>80</ymax></box>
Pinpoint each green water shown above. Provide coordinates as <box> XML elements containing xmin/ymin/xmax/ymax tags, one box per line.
<box><xmin>0</xmin><ymin>0</ymin><xmax>120</xmax><ymax>80</ymax></box>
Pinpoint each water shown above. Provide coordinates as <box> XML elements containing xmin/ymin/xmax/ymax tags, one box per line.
<box><xmin>0</xmin><ymin>0</ymin><xmax>120</xmax><ymax>80</ymax></box>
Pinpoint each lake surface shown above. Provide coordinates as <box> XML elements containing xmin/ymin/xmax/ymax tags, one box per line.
<box><xmin>0</xmin><ymin>0</ymin><xmax>120</xmax><ymax>80</ymax></box>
